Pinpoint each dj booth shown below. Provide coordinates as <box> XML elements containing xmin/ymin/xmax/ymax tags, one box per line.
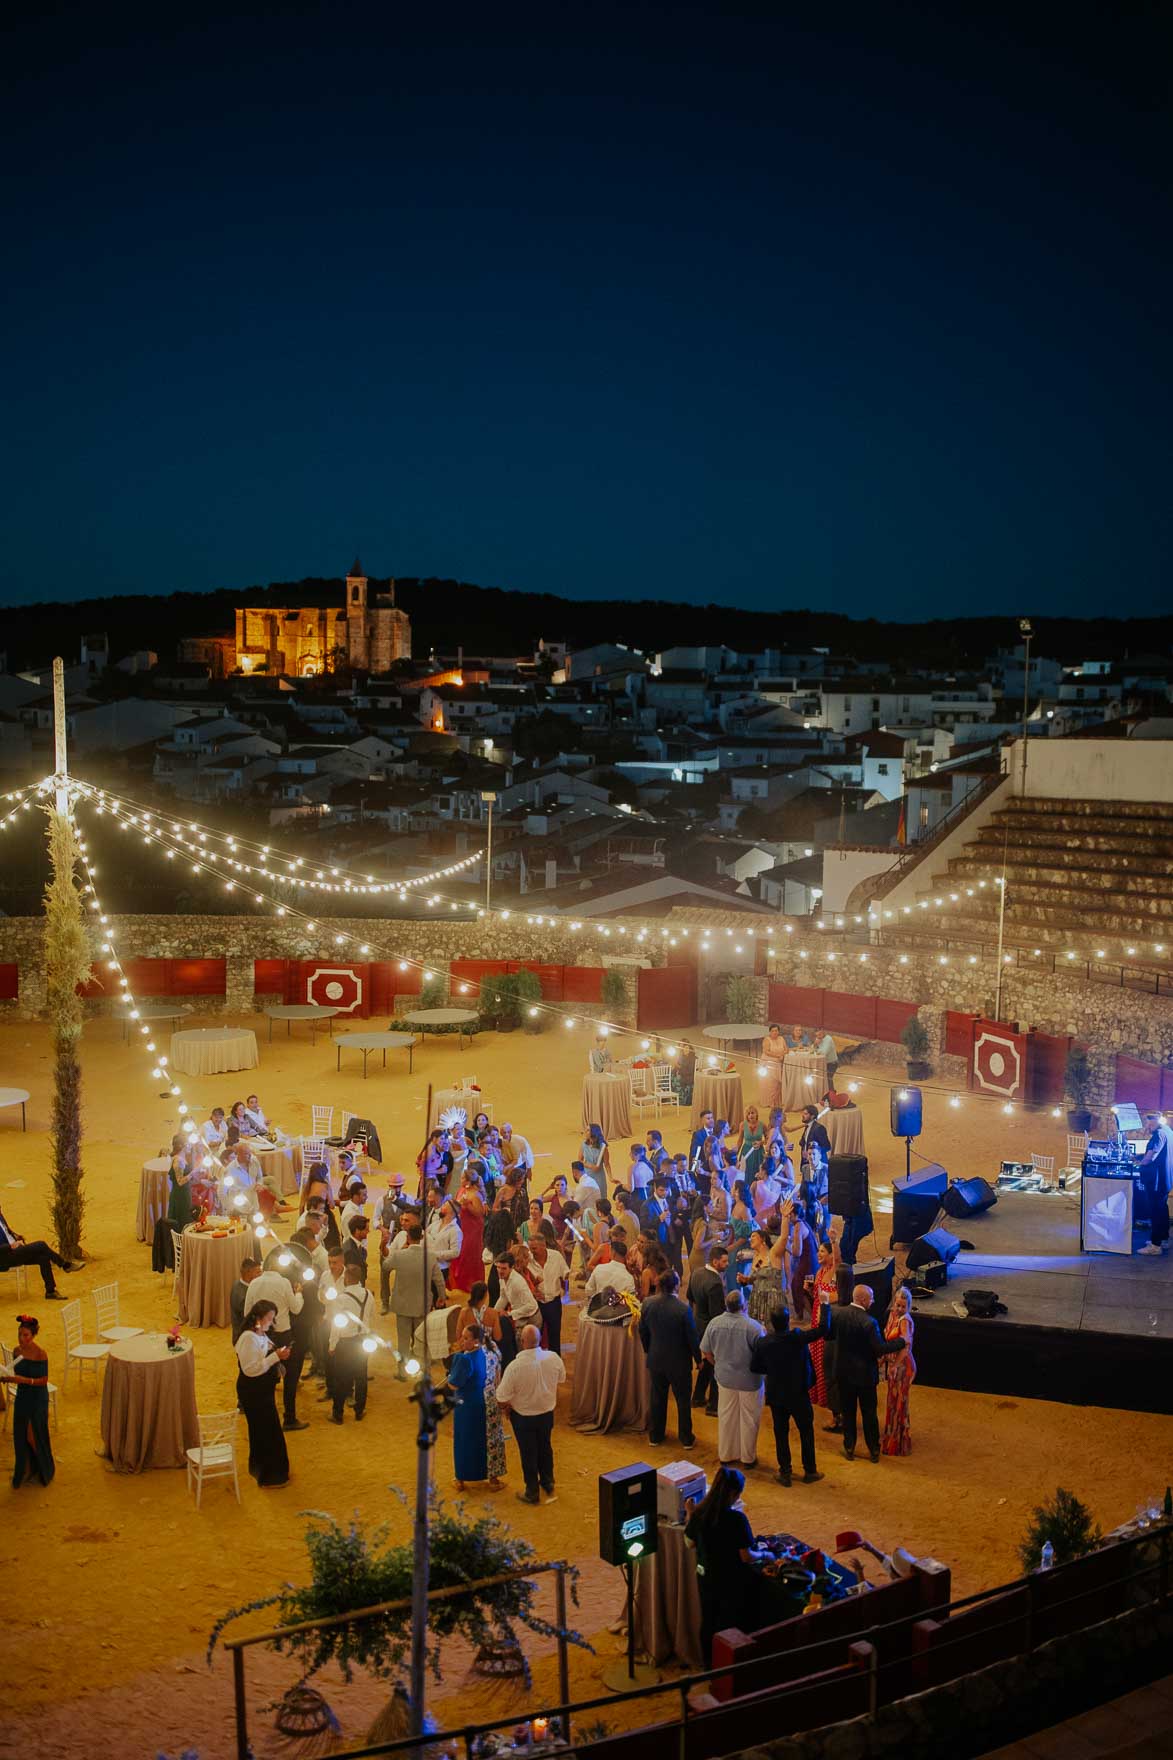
<box><xmin>1080</xmin><ymin>1140</ymin><xmax>1146</xmax><ymax>1255</ymax></box>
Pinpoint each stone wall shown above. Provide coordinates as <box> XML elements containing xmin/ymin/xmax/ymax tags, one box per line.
<box><xmin>0</xmin><ymin>912</ymin><xmax>665</xmax><ymax>1022</ymax></box>
<box><xmin>767</xmin><ymin>944</ymin><xmax>1173</xmax><ymax>1107</ymax></box>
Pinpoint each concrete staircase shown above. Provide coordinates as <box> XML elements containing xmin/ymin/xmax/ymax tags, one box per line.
<box><xmin>882</xmin><ymin>798</ymin><xmax>1173</xmax><ymax>967</ymax></box>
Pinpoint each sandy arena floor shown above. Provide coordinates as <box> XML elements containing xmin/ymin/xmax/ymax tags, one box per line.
<box><xmin>0</xmin><ymin>1011</ymin><xmax>1169</xmax><ymax>1759</ymax></box>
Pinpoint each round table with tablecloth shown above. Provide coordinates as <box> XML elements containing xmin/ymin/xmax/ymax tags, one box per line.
<box><xmin>252</xmin><ymin>1139</ymin><xmax>300</xmax><ymax>1196</ymax></box>
<box><xmin>781</xmin><ymin>1051</ymin><xmax>826</xmax><ymax>1111</ymax></box>
<box><xmin>690</xmin><ymin>1070</ymin><xmax>744</xmax><ymax>1131</ymax></box>
<box><xmin>98</xmin><ymin>1334</ymin><xmax>199</xmax><ymax>1472</ymax></box>
<box><xmin>169</xmin><ymin>1027</ymin><xmax>259</xmax><ymax>1077</ymax></box>
<box><xmin>136</xmin><ymin>1156</ymin><xmax>172</xmax><ymax>1242</ymax></box>
<box><xmin>429</xmin><ymin>1087</ymin><xmax>492</xmax><ymax>1133</ymax></box>
<box><xmin>635</xmin><ymin>1521</ymin><xmax>705</xmax><ymax>1670</ymax></box>
<box><xmin>581</xmin><ymin>1072</ymin><xmax>632</xmax><ymax>1140</ymax></box>
<box><xmin>569</xmin><ymin>1314</ymin><xmax>649</xmax><ymax>1434</ymax></box>
<box><xmin>177</xmin><ymin>1225</ymin><xmax>259</xmax><ymax>1327</ymax></box>
<box><xmin>825</xmin><ymin>1106</ymin><xmax>865</xmax><ymax>1157</ymax></box>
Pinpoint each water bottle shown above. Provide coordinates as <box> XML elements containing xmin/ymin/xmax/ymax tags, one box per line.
<box><xmin>1039</xmin><ymin>1541</ymin><xmax>1054</xmax><ymax>1572</ymax></box>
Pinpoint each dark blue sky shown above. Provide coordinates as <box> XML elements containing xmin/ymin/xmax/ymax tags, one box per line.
<box><xmin>3</xmin><ymin>2</ymin><xmax>1169</xmax><ymax>619</ymax></box>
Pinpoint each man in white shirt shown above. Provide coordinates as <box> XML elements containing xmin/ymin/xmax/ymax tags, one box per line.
<box><xmin>330</xmin><ymin>1263</ymin><xmax>374</xmax><ymax>1424</ymax></box>
<box><xmin>340</xmin><ymin>1183</ymin><xmax>369</xmax><ymax>1237</ymax></box>
<box><xmin>425</xmin><ymin>1197</ymin><xmax>463</xmax><ymax>1273</ymax></box>
<box><xmin>584</xmin><ymin>1239</ymin><xmax>635</xmax><ymax>1302</ymax></box>
<box><xmin>201</xmin><ymin>1108</ymin><xmax>228</xmax><ymax>1149</ymax></box>
<box><xmin>815</xmin><ymin>1030</ymin><xmax>839</xmax><ymax>1085</ymax></box>
<box><xmin>570</xmin><ymin>1160</ymin><xmax>601</xmax><ymax>1218</ymax></box>
<box><xmin>588</xmin><ymin>1034</ymin><xmax>612</xmax><ymax>1074</ymax></box>
<box><xmin>494</xmin><ymin>1248</ymin><xmax>540</xmax><ymax>1366</ymax></box>
<box><xmin>494</xmin><ymin>1323</ymin><xmax>566</xmax><ymax>1505</ymax></box>
<box><xmin>244</xmin><ymin>1262</ymin><xmax>309</xmax><ymax>1431</ymax></box>
<box><xmin>526</xmin><ymin>1235</ymin><xmax>570</xmax><ymax>1355</ymax></box>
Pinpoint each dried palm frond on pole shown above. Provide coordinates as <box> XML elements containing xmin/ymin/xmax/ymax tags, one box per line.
<box><xmin>43</xmin><ymin>658</ymin><xmax>91</xmax><ymax>1259</ymax></box>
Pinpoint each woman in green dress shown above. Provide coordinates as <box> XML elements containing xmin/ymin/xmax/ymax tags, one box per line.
<box><xmin>167</xmin><ymin>1143</ymin><xmax>197</xmax><ymax>1231</ymax></box>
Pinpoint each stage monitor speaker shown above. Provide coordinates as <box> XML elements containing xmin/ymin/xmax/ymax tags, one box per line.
<box><xmin>850</xmin><ymin>1255</ymin><xmax>895</xmax><ymax>1318</ymax></box>
<box><xmin>599</xmin><ymin>1464</ymin><xmax>659</xmax><ymax>1566</ymax></box>
<box><xmin>828</xmin><ymin>1153</ymin><xmax>869</xmax><ymax>1219</ymax></box>
<box><xmin>891</xmin><ymin>1165</ymin><xmax>949</xmax><ymax>1244</ymax></box>
<box><xmin>890</xmin><ymin>1087</ymin><xmax>923</xmax><ymax>1139</ymax></box>
<box><xmin>906</xmin><ymin>1227</ymin><xmax>962</xmax><ymax>1278</ymax></box>
<box><xmin>943</xmin><ymin>1177</ymin><xmax>998</xmax><ymax>1219</ymax></box>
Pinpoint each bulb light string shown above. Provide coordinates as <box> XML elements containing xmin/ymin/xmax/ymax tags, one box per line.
<box><xmin>67</xmin><ymin>788</ymin><xmax>1085</xmax><ymax>1128</ymax></box>
<box><xmin>0</xmin><ymin>781</ymin><xmax>48</xmax><ymax>831</ymax></box>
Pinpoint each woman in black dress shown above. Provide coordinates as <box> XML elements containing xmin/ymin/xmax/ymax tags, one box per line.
<box><xmin>684</xmin><ymin>1466</ymin><xmax>759</xmax><ymax>1662</ymax></box>
<box><xmin>234</xmin><ymin>1299</ymin><xmax>290</xmax><ymax>1487</ymax></box>
<box><xmin>5</xmin><ymin>1315</ymin><xmax>54</xmax><ymax>1489</ymax></box>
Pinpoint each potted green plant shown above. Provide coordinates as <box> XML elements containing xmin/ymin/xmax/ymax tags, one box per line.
<box><xmin>513</xmin><ymin>966</ymin><xmax>545</xmax><ymax>1032</ymax></box>
<box><xmin>494</xmin><ymin>971</ymin><xmax>522</xmax><ymax>1033</ymax></box>
<box><xmin>724</xmin><ymin>973</ymin><xmax>758</xmax><ymax>1022</ymax></box>
<box><xmin>900</xmin><ymin>1013</ymin><xmax>932</xmax><ymax>1080</ymax></box>
<box><xmin>1018</xmin><ymin>1487</ymin><xmax>1101</xmax><ymax>1573</ymax></box>
<box><xmin>1064</xmin><ymin>1043</ymin><xmax>1095</xmax><ymax>1133</ymax></box>
<box><xmin>600</xmin><ymin>967</ymin><xmax>630</xmax><ymax>1020</ymax></box>
<box><xmin>418</xmin><ymin>975</ymin><xmax>447</xmax><ymax>1011</ymax></box>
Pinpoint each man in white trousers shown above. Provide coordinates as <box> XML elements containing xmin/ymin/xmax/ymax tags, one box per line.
<box><xmin>700</xmin><ymin>1288</ymin><xmax>765</xmax><ymax>1468</ymax></box>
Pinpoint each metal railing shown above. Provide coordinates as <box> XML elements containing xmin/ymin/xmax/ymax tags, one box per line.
<box><xmin>222</xmin><ymin>1527</ymin><xmax>1170</xmax><ymax>1760</ymax></box>
<box><xmin>869</xmin><ymin>928</ymin><xmax>1173</xmax><ymax>996</ymax></box>
<box><xmin>867</xmin><ymin>772</ymin><xmax>1007</xmax><ymax>899</ymax></box>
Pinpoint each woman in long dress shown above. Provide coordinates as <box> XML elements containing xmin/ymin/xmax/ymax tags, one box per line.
<box><xmin>881</xmin><ymin>1286</ymin><xmax>916</xmax><ymax>1456</ymax></box>
<box><xmin>449</xmin><ymin>1325</ymin><xmax>490</xmax><ymax>1488</ymax></box>
<box><xmin>6</xmin><ymin>1316</ymin><xmax>54</xmax><ymax>1489</ymax></box>
<box><xmin>235</xmin><ymin>1300</ymin><xmax>290</xmax><ymax>1487</ymax></box>
<box><xmin>738</xmin><ymin>1106</ymin><xmax>767</xmax><ymax>1180</ymax></box>
<box><xmin>449</xmin><ymin>1171</ymin><xmax>486</xmax><ymax>1296</ymax></box>
<box><xmin>744</xmin><ymin>1229</ymin><xmax>788</xmax><ymax>1324</ymax></box>
<box><xmin>482</xmin><ymin>1335</ymin><xmax>506</xmax><ymax>1488</ymax></box>
<box><xmin>758</xmin><ymin>1024</ymin><xmax>788</xmax><ymax>1109</ymax></box>
<box><xmin>581</xmin><ymin>1124</ymin><xmax>611</xmax><ymax>1201</ymax></box>
<box><xmin>808</xmin><ymin>1238</ymin><xmax>840</xmax><ymax>1409</ymax></box>
<box><xmin>785</xmin><ymin>1201</ymin><xmax>819</xmax><ymax>1321</ymax></box>
<box><xmin>167</xmin><ymin>1144</ymin><xmax>198</xmax><ymax>1232</ymax></box>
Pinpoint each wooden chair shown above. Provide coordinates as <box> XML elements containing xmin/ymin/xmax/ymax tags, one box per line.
<box><xmin>59</xmin><ymin>1299</ymin><xmax>109</xmax><ymax>1390</ymax></box>
<box><xmin>186</xmin><ymin>1410</ymin><xmax>241</xmax><ymax>1507</ymax></box>
<box><xmin>92</xmin><ymin>1282</ymin><xmax>143</xmax><ymax>1343</ymax></box>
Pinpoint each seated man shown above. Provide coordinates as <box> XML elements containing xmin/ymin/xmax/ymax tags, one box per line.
<box><xmin>0</xmin><ymin>1206</ymin><xmax>83</xmax><ymax>1298</ymax></box>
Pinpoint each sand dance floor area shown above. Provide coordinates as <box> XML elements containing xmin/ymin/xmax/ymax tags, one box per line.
<box><xmin>0</xmin><ymin>1012</ymin><xmax>1169</xmax><ymax>1759</ymax></box>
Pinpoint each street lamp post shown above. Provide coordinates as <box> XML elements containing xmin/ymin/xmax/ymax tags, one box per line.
<box><xmin>1019</xmin><ymin>618</ymin><xmax>1033</xmax><ymax>796</ymax></box>
<box><xmin>481</xmin><ymin>792</ymin><xmax>496</xmax><ymax>913</ymax></box>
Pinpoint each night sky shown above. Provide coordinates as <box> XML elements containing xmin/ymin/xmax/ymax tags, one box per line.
<box><xmin>3</xmin><ymin>2</ymin><xmax>1169</xmax><ymax>619</ymax></box>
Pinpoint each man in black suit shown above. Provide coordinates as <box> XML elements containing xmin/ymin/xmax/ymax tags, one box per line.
<box><xmin>0</xmin><ymin>1206</ymin><xmax>83</xmax><ymax>1298</ymax></box>
<box><xmin>639</xmin><ymin>1270</ymin><xmax>701</xmax><ymax>1448</ymax></box>
<box><xmin>797</xmin><ymin>1106</ymin><xmax>831</xmax><ymax>1186</ymax></box>
<box><xmin>830</xmin><ymin>1284</ymin><xmax>905</xmax><ymax>1463</ymax></box>
<box><xmin>688</xmin><ymin>1111</ymin><xmax>715</xmax><ymax>1175</ymax></box>
<box><xmin>687</xmin><ymin>1244</ymin><xmax>728</xmax><ymax>1416</ymax></box>
<box><xmin>749</xmin><ymin>1297</ymin><xmax>832</xmax><ymax>1486</ymax></box>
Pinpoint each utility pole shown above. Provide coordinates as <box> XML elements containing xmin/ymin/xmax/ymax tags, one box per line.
<box><xmin>1018</xmin><ymin>618</ymin><xmax>1033</xmax><ymax>797</ymax></box>
<box><xmin>481</xmin><ymin>792</ymin><xmax>496</xmax><ymax>913</ymax></box>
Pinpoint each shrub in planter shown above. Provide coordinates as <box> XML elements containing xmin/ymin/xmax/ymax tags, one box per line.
<box><xmin>514</xmin><ymin>967</ymin><xmax>545</xmax><ymax>1031</ymax></box>
<box><xmin>419</xmin><ymin>976</ymin><xmax>447</xmax><ymax>1011</ymax></box>
<box><xmin>492</xmin><ymin>972</ymin><xmax>522</xmax><ymax>1032</ymax></box>
<box><xmin>1064</xmin><ymin>1044</ymin><xmax>1095</xmax><ymax>1132</ymax></box>
<box><xmin>1018</xmin><ymin>1486</ymin><xmax>1101</xmax><ymax>1572</ymax></box>
<box><xmin>724</xmin><ymin>973</ymin><xmax>758</xmax><ymax>1023</ymax></box>
<box><xmin>600</xmin><ymin>967</ymin><xmax>629</xmax><ymax>1019</ymax></box>
<box><xmin>900</xmin><ymin>1013</ymin><xmax>932</xmax><ymax>1078</ymax></box>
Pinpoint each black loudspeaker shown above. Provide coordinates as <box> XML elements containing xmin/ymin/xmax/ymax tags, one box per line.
<box><xmin>890</xmin><ymin>1087</ymin><xmax>923</xmax><ymax>1138</ymax></box>
<box><xmin>891</xmin><ymin>1165</ymin><xmax>948</xmax><ymax>1244</ymax></box>
<box><xmin>850</xmin><ymin>1255</ymin><xmax>895</xmax><ymax>1319</ymax></box>
<box><xmin>828</xmin><ymin>1153</ymin><xmax>869</xmax><ymax>1219</ymax></box>
<box><xmin>943</xmin><ymin>1177</ymin><xmax>998</xmax><ymax>1219</ymax></box>
<box><xmin>906</xmin><ymin>1228</ymin><xmax>962</xmax><ymax>1277</ymax></box>
<box><xmin>599</xmin><ymin>1463</ymin><xmax>659</xmax><ymax>1566</ymax></box>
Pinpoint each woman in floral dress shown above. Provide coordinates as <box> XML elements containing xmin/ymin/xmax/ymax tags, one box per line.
<box><xmin>482</xmin><ymin>1332</ymin><xmax>507</xmax><ymax>1489</ymax></box>
<box><xmin>881</xmin><ymin>1286</ymin><xmax>916</xmax><ymax>1456</ymax></box>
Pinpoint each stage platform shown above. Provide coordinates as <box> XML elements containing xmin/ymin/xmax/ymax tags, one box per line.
<box><xmin>908</xmin><ymin>1189</ymin><xmax>1173</xmax><ymax>1415</ymax></box>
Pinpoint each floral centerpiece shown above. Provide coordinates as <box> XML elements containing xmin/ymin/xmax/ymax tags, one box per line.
<box><xmin>166</xmin><ymin>1323</ymin><xmax>184</xmax><ymax>1353</ymax></box>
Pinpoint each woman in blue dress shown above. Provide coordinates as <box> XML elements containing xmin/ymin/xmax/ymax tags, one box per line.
<box><xmin>448</xmin><ymin>1323</ymin><xmax>490</xmax><ymax>1489</ymax></box>
<box><xmin>6</xmin><ymin>1315</ymin><xmax>54</xmax><ymax>1489</ymax></box>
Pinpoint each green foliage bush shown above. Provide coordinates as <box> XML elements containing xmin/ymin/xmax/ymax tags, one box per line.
<box><xmin>1018</xmin><ymin>1487</ymin><xmax>1102</xmax><ymax>1572</ymax></box>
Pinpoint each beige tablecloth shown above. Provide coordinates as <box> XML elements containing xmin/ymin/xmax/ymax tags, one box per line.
<box><xmin>255</xmin><ymin>1141</ymin><xmax>300</xmax><ymax>1196</ymax></box>
<box><xmin>635</xmin><ymin>1521</ymin><xmax>704</xmax><ymax>1670</ymax></box>
<box><xmin>569</xmin><ymin>1316</ymin><xmax>648</xmax><ymax>1434</ymax></box>
<box><xmin>581</xmin><ymin>1073</ymin><xmax>632</xmax><ymax>1140</ymax></box>
<box><xmin>136</xmin><ymin>1157</ymin><xmax>171</xmax><ymax>1242</ymax></box>
<box><xmin>98</xmin><ymin>1335</ymin><xmax>199</xmax><ymax>1472</ymax></box>
<box><xmin>429</xmin><ymin>1088</ymin><xmax>492</xmax><ymax>1133</ymax></box>
<box><xmin>781</xmin><ymin>1052</ymin><xmax>826</xmax><ymax>1111</ymax></box>
<box><xmin>177</xmin><ymin>1226</ymin><xmax>258</xmax><ymax>1327</ymax></box>
<box><xmin>169</xmin><ymin>1028</ymin><xmax>259</xmax><ymax>1077</ymax></box>
<box><xmin>690</xmin><ymin>1071</ymin><xmax>744</xmax><ymax>1131</ymax></box>
<box><xmin>826</xmin><ymin>1107</ymin><xmax>865</xmax><ymax>1157</ymax></box>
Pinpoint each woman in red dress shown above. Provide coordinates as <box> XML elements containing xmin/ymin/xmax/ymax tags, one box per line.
<box><xmin>449</xmin><ymin>1169</ymin><xmax>487</xmax><ymax>1298</ymax></box>
<box><xmin>881</xmin><ymin>1286</ymin><xmax>916</xmax><ymax>1455</ymax></box>
<box><xmin>808</xmin><ymin>1237</ymin><xmax>840</xmax><ymax>1409</ymax></box>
